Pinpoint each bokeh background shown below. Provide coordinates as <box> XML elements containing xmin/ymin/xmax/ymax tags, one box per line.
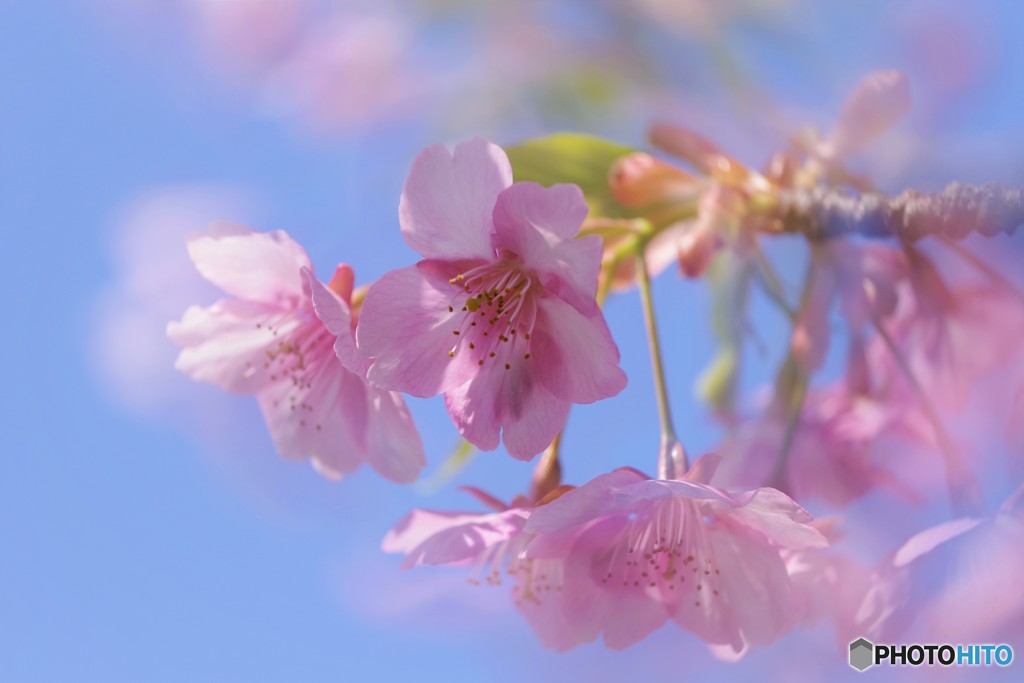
<box><xmin>3</xmin><ymin>1</ymin><xmax>1023</xmax><ymax>681</ymax></box>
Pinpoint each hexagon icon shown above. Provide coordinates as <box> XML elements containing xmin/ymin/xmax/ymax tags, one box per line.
<box><xmin>849</xmin><ymin>637</ymin><xmax>875</xmax><ymax>671</ymax></box>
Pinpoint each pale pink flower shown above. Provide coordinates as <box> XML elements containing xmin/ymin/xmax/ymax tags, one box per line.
<box><xmin>816</xmin><ymin>70</ymin><xmax>911</xmax><ymax>162</ymax></box>
<box><xmin>606</xmin><ymin>152</ymin><xmax>728</xmax><ymax>286</ymax></box>
<box><xmin>790</xmin><ymin>242</ymin><xmax>907</xmax><ymax>374</ymax></box>
<box><xmin>870</xmin><ymin>254</ymin><xmax>1024</xmax><ymax>414</ymax></box>
<box><xmin>168</xmin><ymin>222</ymin><xmax>425</xmax><ymax>482</ymax></box>
<box><xmin>524</xmin><ymin>455</ymin><xmax>828</xmax><ymax>653</ymax></box>
<box><xmin>261</xmin><ymin>11</ymin><xmax>420</xmax><ymax>132</ymax></box>
<box><xmin>715</xmin><ymin>383</ymin><xmax>922</xmax><ymax>507</ymax></box>
<box><xmin>782</xmin><ymin>519</ymin><xmax>872</xmax><ymax>646</ymax></box>
<box><xmin>357</xmin><ymin>138</ymin><xmax>627</xmax><ymax>459</ymax></box>
<box><xmin>180</xmin><ymin>0</ymin><xmax>310</xmax><ymax>79</ymax></box>
<box><xmin>382</xmin><ymin>487</ymin><xmax>576</xmax><ymax>650</ymax></box>
<box><xmin>856</xmin><ymin>485</ymin><xmax>1024</xmax><ymax>646</ymax></box>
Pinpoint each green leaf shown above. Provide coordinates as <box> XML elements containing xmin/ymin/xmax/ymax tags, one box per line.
<box><xmin>505</xmin><ymin>133</ymin><xmax>637</xmax><ymax>217</ymax></box>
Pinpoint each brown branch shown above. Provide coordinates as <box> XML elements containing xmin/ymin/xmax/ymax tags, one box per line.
<box><xmin>774</xmin><ymin>182</ymin><xmax>1024</xmax><ymax>242</ymax></box>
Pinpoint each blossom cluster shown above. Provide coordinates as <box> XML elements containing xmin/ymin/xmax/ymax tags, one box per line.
<box><xmin>169</xmin><ymin>71</ymin><xmax>1024</xmax><ymax>659</ymax></box>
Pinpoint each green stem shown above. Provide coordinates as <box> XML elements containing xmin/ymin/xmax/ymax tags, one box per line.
<box><xmin>872</xmin><ymin>317</ymin><xmax>985</xmax><ymax>516</ymax></box>
<box><xmin>752</xmin><ymin>245</ymin><xmax>798</xmax><ymax>321</ymax></box>
<box><xmin>634</xmin><ymin>248</ymin><xmax>685</xmax><ymax>479</ymax></box>
<box><xmin>768</xmin><ymin>257</ymin><xmax>815</xmax><ymax>490</ymax></box>
<box><xmin>769</xmin><ymin>363</ymin><xmax>808</xmax><ymax>491</ymax></box>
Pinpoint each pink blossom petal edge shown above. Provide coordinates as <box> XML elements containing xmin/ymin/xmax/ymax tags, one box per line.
<box><xmin>824</xmin><ymin>70</ymin><xmax>910</xmax><ymax>160</ymax></box>
<box><xmin>186</xmin><ymin>221</ymin><xmax>312</xmax><ymax>305</ymax></box>
<box><xmin>399</xmin><ymin>138</ymin><xmax>511</xmax><ymax>261</ymax></box>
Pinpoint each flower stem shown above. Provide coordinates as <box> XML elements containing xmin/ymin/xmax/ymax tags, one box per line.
<box><xmin>769</xmin><ymin>361</ymin><xmax>807</xmax><ymax>491</ymax></box>
<box><xmin>751</xmin><ymin>244</ymin><xmax>797</xmax><ymax>321</ymax></box>
<box><xmin>768</xmin><ymin>257</ymin><xmax>814</xmax><ymax>491</ymax></box>
<box><xmin>872</xmin><ymin>317</ymin><xmax>985</xmax><ymax>516</ymax></box>
<box><xmin>529</xmin><ymin>431</ymin><xmax>563</xmax><ymax>503</ymax></box>
<box><xmin>634</xmin><ymin>248</ymin><xmax>686</xmax><ymax>478</ymax></box>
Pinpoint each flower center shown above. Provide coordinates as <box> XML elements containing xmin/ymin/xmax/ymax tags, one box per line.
<box><xmin>600</xmin><ymin>499</ymin><xmax>723</xmax><ymax>608</ymax></box>
<box><xmin>465</xmin><ymin>531</ymin><xmax>563</xmax><ymax>606</ymax></box>
<box><xmin>444</xmin><ymin>258</ymin><xmax>538</xmax><ymax>371</ymax></box>
<box><xmin>245</xmin><ymin>313</ymin><xmax>338</xmax><ymax>434</ymax></box>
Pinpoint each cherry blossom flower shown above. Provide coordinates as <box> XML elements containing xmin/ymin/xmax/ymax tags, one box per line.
<box><xmin>523</xmin><ymin>455</ymin><xmax>828</xmax><ymax>654</ymax></box>
<box><xmin>856</xmin><ymin>485</ymin><xmax>1024</xmax><ymax>646</ymax></box>
<box><xmin>168</xmin><ymin>222</ymin><xmax>425</xmax><ymax>482</ymax></box>
<box><xmin>783</xmin><ymin>519</ymin><xmax>871</xmax><ymax>646</ymax></box>
<box><xmin>605</xmin><ymin>153</ymin><xmax>728</xmax><ymax>287</ymax></box>
<box><xmin>714</xmin><ymin>382</ymin><xmax>924</xmax><ymax>507</ymax></box>
<box><xmin>816</xmin><ymin>70</ymin><xmax>911</xmax><ymax>163</ymax></box>
<box><xmin>790</xmin><ymin>242</ymin><xmax>907</xmax><ymax>374</ymax></box>
<box><xmin>868</xmin><ymin>252</ymin><xmax>1024</xmax><ymax>414</ymax></box>
<box><xmin>382</xmin><ymin>486</ymin><xmax>577</xmax><ymax>650</ymax></box>
<box><xmin>356</xmin><ymin>138</ymin><xmax>627</xmax><ymax>459</ymax></box>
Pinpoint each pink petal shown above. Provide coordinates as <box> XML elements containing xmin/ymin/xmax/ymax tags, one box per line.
<box><xmin>531</xmin><ymin>296</ymin><xmax>627</xmax><ymax>404</ymax></box>
<box><xmin>891</xmin><ymin>517</ymin><xmax>983</xmax><ymax>568</ymax></box>
<box><xmin>515</xmin><ymin>576</ymin><xmax>579</xmax><ymax>651</ymax></box>
<box><xmin>648</xmin><ymin>121</ymin><xmax>750</xmax><ymax>182</ymax></box>
<box><xmin>186</xmin><ymin>222</ymin><xmax>312</xmax><ymax>305</ymax></box>
<box><xmin>825</xmin><ymin>70</ymin><xmax>911</xmax><ymax>160</ymax></box>
<box><xmin>443</xmin><ymin>362</ymin><xmax>571</xmax><ymax>459</ymax></box>
<box><xmin>168</xmin><ymin>300</ymin><xmax>299</xmax><ymax>393</ymax></box>
<box><xmin>601</xmin><ymin>587</ymin><xmax>671</xmax><ymax>649</ymax></box>
<box><xmin>399</xmin><ymin>138</ymin><xmax>511</xmax><ymax>261</ymax></box>
<box><xmin>644</xmin><ymin>221</ymin><xmax>690</xmax><ymax>279</ymax></box>
<box><xmin>672</xmin><ymin>526</ymin><xmax>795</xmax><ymax>650</ymax></box>
<box><xmin>256</xmin><ymin>361</ymin><xmax>365</xmax><ymax>479</ymax></box>
<box><xmin>609</xmin><ymin>152</ymin><xmax>698</xmax><ymax>207</ymax></box>
<box><xmin>357</xmin><ymin>262</ymin><xmax>481</xmax><ymax>397</ymax></box>
<box><xmin>556</xmin><ymin>515</ymin><xmax>670</xmax><ymax>649</ymax></box>
<box><xmin>364</xmin><ymin>386</ymin><xmax>426</xmax><ymax>483</ymax></box>
<box><xmin>525</xmin><ymin>469</ymin><xmax>648</xmax><ymax>535</ymax></box>
<box><xmin>442</xmin><ymin>370</ymin><xmax>501</xmax><ymax>452</ymax></box>
<box><xmin>303</xmin><ymin>267</ymin><xmax>371</xmax><ymax>376</ymax></box>
<box><xmin>725</xmin><ymin>488</ymin><xmax>830</xmax><ymax>551</ymax></box>
<box><xmin>498</xmin><ymin>377</ymin><xmax>571</xmax><ymax>460</ymax></box>
<box><xmin>677</xmin><ymin>185</ymin><xmax>725</xmax><ymax>279</ymax></box>
<box><xmin>491</xmin><ymin>182</ymin><xmax>601</xmax><ymax>315</ymax></box>
<box><xmin>383</xmin><ymin>508</ymin><xmax>526</xmax><ymax>568</ymax></box>
<box><xmin>613</xmin><ymin>479</ymin><xmax>744</xmax><ymax>508</ymax></box>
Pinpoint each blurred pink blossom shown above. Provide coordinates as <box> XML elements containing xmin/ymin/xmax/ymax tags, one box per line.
<box><xmin>856</xmin><ymin>485</ymin><xmax>1024</xmax><ymax>648</ymax></box>
<box><xmin>260</xmin><ymin>11</ymin><xmax>421</xmax><ymax>132</ymax></box>
<box><xmin>790</xmin><ymin>242</ymin><xmax>907</xmax><ymax>374</ymax></box>
<box><xmin>168</xmin><ymin>223</ymin><xmax>425</xmax><ymax>482</ymax></box>
<box><xmin>783</xmin><ymin>519</ymin><xmax>871</xmax><ymax>646</ymax></box>
<box><xmin>715</xmin><ymin>382</ymin><xmax>925</xmax><ymax>507</ymax></box>
<box><xmin>383</xmin><ymin>486</ymin><xmax>576</xmax><ymax>650</ymax></box>
<box><xmin>89</xmin><ymin>187</ymin><xmax>252</xmax><ymax>415</ymax></box>
<box><xmin>180</xmin><ymin>0</ymin><xmax>311</xmax><ymax>79</ymax></box>
<box><xmin>816</xmin><ymin>70</ymin><xmax>911</xmax><ymax>163</ymax></box>
<box><xmin>870</xmin><ymin>254</ymin><xmax>1024</xmax><ymax>415</ymax></box>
